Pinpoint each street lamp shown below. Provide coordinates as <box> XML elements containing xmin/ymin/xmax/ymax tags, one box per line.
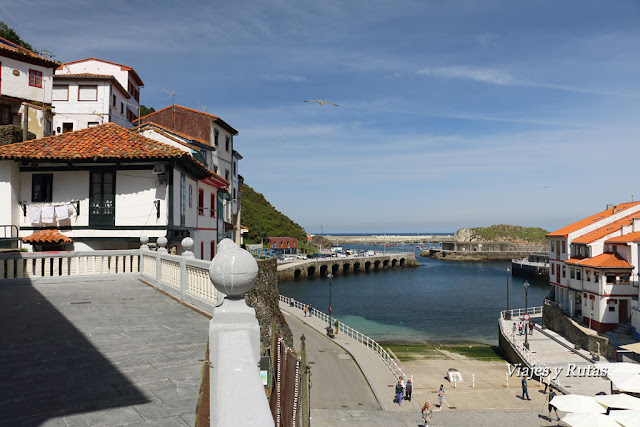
<box><xmin>523</xmin><ymin>280</ymin><xmax>530</xmax><ymax>350</ymax></box>
<box><xmin>327</xmin><ymin>273</ymin><xmax>334</xmax><ymax>330</ymax></box>
<box><xmin>505</xmin><ymin>268</ymin><xmax>511</xmax><ymax>320</ymax></box>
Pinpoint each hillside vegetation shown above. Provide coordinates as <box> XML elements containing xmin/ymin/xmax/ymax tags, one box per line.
<box><xmin>240</xmin><ymin>183</ymin><xmax>307</xmax><ymax>245</ymax></box>
<box><xmin>469</xmin><ymin>224</ymin><xmax>548</xmax><ymax>244</ymax></box>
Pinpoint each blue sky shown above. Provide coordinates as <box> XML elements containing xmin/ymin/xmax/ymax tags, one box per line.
<box><xmin>5</xmin><ymin>1</ymin><xmax>640</xmax><ymax>233</ymax></box>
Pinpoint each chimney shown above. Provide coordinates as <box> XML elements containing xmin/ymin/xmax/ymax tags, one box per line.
<box><xmin>634</xmin><ymin>218</ymin><xmax>640</xmax><ymax>232</ymax></box>
<box><xmin>606</xmin><ymin>203</ymin><xmax>614</xmax><ymax>211</ymax></box>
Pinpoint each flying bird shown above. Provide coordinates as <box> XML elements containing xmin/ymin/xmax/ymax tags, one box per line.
<box><xmin>304</xmin><ymin>100</ymin><xmax>339</xmax><ymax>106</ymax></box>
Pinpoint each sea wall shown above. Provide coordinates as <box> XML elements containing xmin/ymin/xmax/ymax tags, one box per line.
<box><xmin>244</xmin><ymin>258</ymin><xmax>293</xmax><ymax>349</ymax></box>
<box><xmin>542</xmin><ymin>303</ymin><xmax>616</xmax><ymax>360</ymax></box>
<box><xmin>423</xmin><ymin>249</ymin><xmax>534</xmax><ymax>262</ymax></box>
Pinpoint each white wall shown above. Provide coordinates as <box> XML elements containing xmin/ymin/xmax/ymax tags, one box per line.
<box><xmin>0</xmin><ymin>161</ymin><xmax>20</xmax><ymax>227</ymax></box>
<box><xmin>172</xmin><ymin>168</ymin><xmax>198</xmax><ymax>228</ymax></box>
<box><xmin>115</xmin><ymin>170</ymin><xmax>168</xmax><ymax>226</ymax></box>
<box><xmin>0</xmin><ymin>56</ymin><xmax>53</xmax><ymax>103</ymax></box>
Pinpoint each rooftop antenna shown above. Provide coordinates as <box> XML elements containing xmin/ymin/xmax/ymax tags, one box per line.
<box><xmin>36</xmin><ymin>48</ymin><xmax>55</xmax><ymax>59</ymax></box>
<box><xmin>197</xmin><ymin>103</ymin><xmax>208</xmax><ymax>112</ymax></box>
<box><xmin>163</xmin><ymin>88</ymin><xmax>175</xmax><ymax>129</ymax></box>
<box><xmin>629</xmin><ymin>195</ymin><xmax>635</xmax><ymax>202</ymax></box>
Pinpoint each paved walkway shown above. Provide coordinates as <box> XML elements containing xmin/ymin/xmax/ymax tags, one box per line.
<box><xmin>280</xmin><ymin>302</ymin><xmax>421</xmax><ymax>413</ymax></box>
<box><xmin>508</xmin><ymin>314</ymin><xmax>612</xmax><ymax>395</ymax></box>
<box><xmin>284</xmin><ymin>311</ymin><xmax>380</xmax><ymax>411</ymax></box>
<box><xmin>0</xmin><ymin>279</ymin><xmax>209</xmax><ymax>426</ymax></box>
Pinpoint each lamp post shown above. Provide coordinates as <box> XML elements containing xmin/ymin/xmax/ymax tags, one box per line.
<box><xmin>505</xmin><ymin>268</ymin><xmax>511</xmax><ymax>320</ymax></box>
<box><xmin>523</xmin><ymin>280</ymin><xmax>530</xmax><ymax>350</ymax></box>
<box><xmin>327</xmin><ymin>273</ymin><xmax>334</xmax><ymax>334</ymax></box>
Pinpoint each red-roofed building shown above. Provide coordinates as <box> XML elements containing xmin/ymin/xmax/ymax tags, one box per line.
<box><xmin>0</xmin><ymin>123</ymin><xmax>226</xmax><ymax>253</ymax></box>
<box><xmin>547</xmin><ymin>203</ymin><xmax>640</xmax><ymax>334</ymax></box>
<box><xmin>0</xmin><ymin>36</ymin><xmax>60</xmax><ymax>139</ymax></box>
<box><xmin>52</xmin><ymin>58</ymin><xmax>144</xmax><ymax>132</ymax></box>
<box><xmin>138</xmin><ymin>105</ymin><xmax>243</xmax><ymax>244</ymax></box>
<box><xmin>266</xmin><ymin>237</ymin><xmax>298</xmax><ymax>255</ymax></box>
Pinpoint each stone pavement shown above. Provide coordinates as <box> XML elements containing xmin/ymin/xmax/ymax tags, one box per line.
<box><xmin>0</xmin><ymin>279</ymin><xmax>209</xmax><ymax>426</ymax></box>
<box><xmin>509</xmin><ymin>314</ymin><xmax>611</xmax><ymax>396</ymax></box>
<box><xmin>279</xmin><ymin>302</ymin><xmax>422</xmax><ymax>413</ymax></box>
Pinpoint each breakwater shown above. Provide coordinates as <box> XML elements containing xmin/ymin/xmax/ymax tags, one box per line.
<box><xmin>277</xmin><ymin>252</ymin><xmax>418</xmax><ymax>281</ymax></box>
<box><xmin>325</xmin><ymin>234</ymin><xmax>452</xmax><ymax>244</ymax></box>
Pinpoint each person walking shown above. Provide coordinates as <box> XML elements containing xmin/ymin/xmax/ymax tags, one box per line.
<box><xmin>512</xmin><ymin>322</ymin><xmax>517</xmax><ymax>335</ymax></box>
<box><xmin>546</xmin><ymin>387</ymin><xmax>560</xmax><ymax>421</ymax></box>
<box><xmin>437</xmin><ymin>385</ymin><xmax>445</xmax><ymax>408</ymax></box>
<box><xmin>518</xmin><ymin>321</ymin><xmax>523</xmax><ymax>335</ymax></box>
<box><xmin>422</xmin><ymin>402</ymin><xmax>433</xmax><ymax>426</ymax></box>
<box><xmin>529</xmin><ymin>320</ymin><xmax>534</xmax><ymax>335</ymax></box>
<box><xmin>395</xmin><ymin>380</ymin><xmax>404</xmax><ymax>406</ymax></box>
<box><xmin>521</xmin><ymin>377</ymin><xmax>531</xmax><ymax>400</ymax></box>
<box><xmin>543</xmin><ymin>373</ymin><xmax>551</xmax><ymax>393</ymax></box>
<box><xmin>405</xmin><ymin>378</ymin><xmax>413</xmax><ymax>401</ymax></box>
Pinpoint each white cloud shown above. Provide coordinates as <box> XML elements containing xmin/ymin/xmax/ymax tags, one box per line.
<box><xmin>416</xmin><ymin>65</ymin><xmax>518</xmax><ymax>85</ymax></box>
<box><xmin>262</xmin><ymin>73</ymin><xmax>311</xmax><ymax>83</ymax></box>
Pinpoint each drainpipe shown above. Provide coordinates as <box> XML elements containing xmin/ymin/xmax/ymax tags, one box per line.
<box><xmin>22</xmin><ymin>104</ymin><xmax>29</xmax><ymax>141</ymax></box>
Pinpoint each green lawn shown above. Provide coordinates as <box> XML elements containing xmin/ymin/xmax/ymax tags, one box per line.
<box><xmin>382</xmin><ymin>343</ymin><xmax>504</xmax><ymax>362</ymax></box>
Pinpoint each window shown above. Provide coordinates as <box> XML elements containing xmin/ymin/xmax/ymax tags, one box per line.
<box><xmin>232</xmin><ymin>161</ymin><xmax>236</xmax><ymax>176</ymax></box>
<box><xmin>225</xmin><ymin>170</ymin><xmax>229</xmax><ymax>181</ymax></box>
<box><xmin>121</xmin><ymin>102</ymin><xmax>124</xmax><ymax>114</ymax></box>
<box><xmin>591</xmin><ymin>298</ymin><xmax>594</xmax><ymax>310</ymax></box>
<box><xmin>620</xmin><ymin>274</ymin><xmax>630</xmax><ymax>284</ymax></box>
<box><xmin>214</xmin><ymin>129</ymin><xmax>219</xmax><ymax>146</ymax></box>
<box><xmin>29</xmin><ymin>69</ymin><xmax>42</xmax><ymax>88</ymax></box>
<box><xmin>225</xmin><ymin>135</ymin><xmax>230</xmax><ymax>151</ymax></box>
<box><xmin>586</xmin><ymin>270</ymin><xmax>591</xmax><ymax>282</ymax></box>
<box><xmin>112</xmin><ymin>94</ymin><xmax>116</xmax><ymax>107</ymax></box>
<box><xmin>609</xmin><ymin>305</ymin><xmax>615</xmax><ymax>312</ymax></box>
<box><xmin>87</xmin><ymin>122</ymin><xmax>99</xmax><ymax>127</ymax></box>
<box><xmin>233</xmin><ymin>189</ymin><xmax>236</xmax><ymax>200</ymax></box>
<box><xmin>595</xmin><ymin>272</ymin><xmax>599</xmax><ymax>283</ymax></box>
<box><xmin>198</xmin><ymin>189</ymin><xmax>204</xmax><ymax>215</ymax></box>
<box><xmin>52</xmin><ymin>85</ymin><xmax>69</xmax><ymax>101</ymax></box>
<box><xmin>201</xmin><ymin>150</ymin><xmax>208</xmax><ymax>164</ymax></box>
<box><xmin>78</xmin><ymin>85</ymin><xmax>98</xmax><ymax>101</ymax></box>
<box><xmin>562</xmin><ymin>265</ymin><xmax>566</xmax><ymax>278</ymax></box>
<box><xmin>62</xmin><ymin>122</ymin><xmax>73</xmax><ymax>133</ymax></box>
<box><xmin>210</xmin><ymin>194</ymin><xmax>216</xmax><ymax>218</ymax></box>
<box><xmin>576</xmin><ymin>269</ymin><xmax>581</xmax><ymax>280</ymax></box>
<box><xmin>570</xmin><ymin>268</ymin><xmax>575</xmax><ymax>279</ymax></box>
<box><xmin>606</xmin><ymin>274</ymin><xmax>616</xmax><ymax>284</ymax></box>
<box><xmin>210</xmin><ymin>241</ymin><xmax>216</xmax><ymax>259</ymax></box>
<box><xmin>550</xmin><ymin>241</ymin><xmax>554</xmax><ymax>251</ymax></box>
<box><xmin>562</xmin><ymin>241</ymin><xmax>566</xmax><ymax>253</ymax></box>
<box><xmin>214</xmin><ymin>166</ymin><xmax>218</xmax><ymax>174</ymax></box>
<box><xmin>0</xmin><ymin>104</ymin><xmax>11</xmax><ymax>125</ymax></box>
<box><xmin>188</xmin><ymin>184</ymin><xmax>193</xmax><ymax>208</ymax></box>
<box><xmin>201</xmin><ymin>241</ymin><xmax>204</xmax><ymax>260</ymax></box>
<box><xmin>32</xmin><ymin>174</ymin><xmax>53</xmax><ymax>202</ymax></box>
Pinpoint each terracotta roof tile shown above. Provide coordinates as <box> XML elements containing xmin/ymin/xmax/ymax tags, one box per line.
<box><xmin>572</xmin><ymin>212</ymin><xmax>640</xmax><ymax>244</ymax></box>
<box><xmin>0</xmin><ymin>123</ymin><xmax>211</xmax><ymax>177</ymax></box>
<box><xmin>22</xmin><ymin>229</ymin><xmax>73</xmax><ymax>244</ymax></box>
<box><xmin>547</xmin><ymin>202</ymin><xmax>640</xmax><ymax>237</ymax></box>
<box><xmin>0</xmin><ymin>36</ymin><xmax>60</xmax><ymax>68</ymax></box>
<box><xmin>605</xmin><ymin>231</ymin><xmax>640</xmax><ymax>244</ymax></box>
<box><xmin>566</xmin><ymin>252</ymin><xmax>633</xmax><ymax>269</ymax></box>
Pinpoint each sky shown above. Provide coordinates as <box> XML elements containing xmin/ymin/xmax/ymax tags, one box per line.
<box><xmin>4</xmin><ymin>1</ymin><xmax>640</xmax><ymax>234</ymax></box>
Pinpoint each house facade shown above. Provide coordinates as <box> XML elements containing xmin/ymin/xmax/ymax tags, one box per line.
<box><xmin>137</xmin><ymin>105</ymin><xmax>243</xmax><ymax>242</ymax></box>
<box><xmin>52</xmin><ymin>58</ymin><xmax>143</xmax><ymax>132</ymax></box>
<box><xmin>0</xmin><ymin>123</ymin><xmax>214</xmax><ymax>251</ymax></box>
<box><xmin>0</xmin><ymin>36</ymin><xmax>59</xmax><ymax>139</ymax></box>
<box><xmin>547</xmin><ymin>202</ymin><xmax>640</xmax><ymax>334</ymax></box>
<box><xmin>267</xmin><ymin>237</ymin><xmax>298</xmax><ymax>255</ymax></box>
<box><xmin>134</xmin><ymin>122</ymin><xmax>230</xmax><ymax>260</ymax></box>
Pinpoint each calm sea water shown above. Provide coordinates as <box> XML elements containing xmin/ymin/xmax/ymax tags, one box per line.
<box><xmin>278</xmin><ymin>244</ymin><xmax>551</xmax><ymax>345</ymax></box>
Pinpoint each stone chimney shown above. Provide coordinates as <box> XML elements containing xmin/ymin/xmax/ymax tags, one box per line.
<box><xmin>633</xmin><ymin>218</ymin><xmax>640</xmax><ymax>232</ymax></box>
<box><xmin>606</xmin><ymin>203</ymin><xmax>614</xmax><ymax>211</ymax></box>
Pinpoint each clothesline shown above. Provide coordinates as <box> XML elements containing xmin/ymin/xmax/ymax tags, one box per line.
<box><xmin>20</xmin><ymin>200</ymin><xmax>81</xmax><ymax>223</ymax></box>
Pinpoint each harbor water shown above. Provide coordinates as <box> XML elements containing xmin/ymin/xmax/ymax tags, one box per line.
<box><xmin>278</xmin><ymin>244</ymin><xmax>551</xmax><ymax>345</ymax></box>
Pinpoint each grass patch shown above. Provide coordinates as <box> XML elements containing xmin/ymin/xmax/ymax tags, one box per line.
<box><xmin>382</xmin><ymin>342</ymin><xmax>504</xmax><ymax>362</ymax></box>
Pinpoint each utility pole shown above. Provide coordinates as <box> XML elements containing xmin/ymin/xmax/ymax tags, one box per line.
<box><xmin>300</xmin><ymin>335</ymin><xmax>310</xmax><ymax>427</ymax></box>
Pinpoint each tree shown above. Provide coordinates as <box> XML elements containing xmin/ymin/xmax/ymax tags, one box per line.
<box><xmin>0</xmin><ymin>22</ymin><xmax>33</xmax><ymax>51</ymax></box>
<box><xmin>139</xmin><ymin>105</ymin><xmax>155</xmax><ymax>117</ymax></box>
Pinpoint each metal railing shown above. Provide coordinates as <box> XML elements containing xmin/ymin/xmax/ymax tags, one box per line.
<box><xmin>279</xmin><ymin>294</ymin><xmax>407</xmax><ymax>381</ymax></box>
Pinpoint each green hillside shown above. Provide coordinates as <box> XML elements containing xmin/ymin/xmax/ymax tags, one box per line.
<box><xmin>240</xmin><ymin>183</ymin><xmax>307</xmax><ymax>245</ymax></box>
<box><xmin>471</xmin><ymin>224</ymin><xmax>548</xmax><ymax>244</ymax></box>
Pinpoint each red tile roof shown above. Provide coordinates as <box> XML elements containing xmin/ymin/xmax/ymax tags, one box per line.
<box><xmin>22</xmin><ymin>229</ymin><xmax>73</xmax><ymax>244</ymax></box>
<box><xmin>0</xmin><ymin>123</ymin><xmax>211</xmax><ymax>177</ymax></box>
<box><xmin>58</xmin><ymin>57</ymin><xmax>144</xmax><ymax>86</ymax></box>
<box><xmin>572</xmin><ymin>212</ymin><xmax>640</xmax><ymax>244</ymax></box>
<box><xmin>547</xmin><ymin>202</ymin><xmax>640</xmax><ymax>237</ymax></box>
<box><xmin>54</xmin><ymin>73</ymin><xmax>130</xmax><ymax>98</ymax></box>
<box><xmin>606</xmin><ymin>231</ymin><xmax>640</xmax><ymax>244</ymax></box>
<box><xmin>565</xmin><ymin>252</ymin><xmax>633</xmax><ymax>269</ymax></box>
<box><xmin>0</xmin><ymin>36</ymin><xmax>60</xmax><ymax>68</ymax></box>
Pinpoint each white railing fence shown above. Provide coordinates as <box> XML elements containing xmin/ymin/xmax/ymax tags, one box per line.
<box><xmin>499</xmin><ymin>307</ymin><xmax>562</xmax><ymax>389</ymax></box>
<box><xmin>279</xmin><ymin>294</ymin><xmax>407</xmax><ymax>381</ymax></box>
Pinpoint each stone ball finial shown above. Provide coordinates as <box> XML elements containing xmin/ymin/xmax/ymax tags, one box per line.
<box><xmin>140</xmin><ymin>235</ymin><xmax>149</xmax><ymax>245</ymax></box>
<box><xmin>157</xmin><ymin>236</ymin><xmax>167</xmax><ymax>247</ymax></box>
<box><xmin>209</xmin><ymin>239</ymin><xmax>259</xmax><ymax>298</ymax></box>
<box><xmin>181</xmin><ymin>236</ymin><xmax>194</xmax><ymax>251</ymax></box>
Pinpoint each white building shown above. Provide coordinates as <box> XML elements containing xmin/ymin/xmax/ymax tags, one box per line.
<box><xmin>0</xmin><ymin>123</ymin><xmax>217</xmax><ymax>251</ymax></box>
<box><xmin>0</xmin><ymin>36</ymin><xmax>59</xmax><ymax>139</ymax></box>
<box><xmin>134</xmin><ymin>121</ymin><xmax>231</xmax><ymax>260</ymax></box>
<box><xmin>52</xmin><ymin>57</ymin><xmax>143</xmax><ymax>132</ymax></box>
<box><xmin>547</xmin><ymin>202</ymin><xmax>640</xmax><ymax>335</ymax></box>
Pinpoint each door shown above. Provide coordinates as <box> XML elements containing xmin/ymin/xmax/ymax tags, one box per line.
<box><xmin>89</xmin><ymin>171</ymin><xmax>115</xmax><ymax>226</ymax></box>
<box><xmin>619</xmin><ymin>300</ymin><xmax>629</xmax><ymax>322</ymax></box>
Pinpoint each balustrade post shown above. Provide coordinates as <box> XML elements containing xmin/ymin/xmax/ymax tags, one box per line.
<box><xmin>179</xmin><ymin>237</ymin><xmax>194</xmax><ymax>301</ymax></box>
<box><xmin>208</xmin><ymin>238</ymin><xmax>271</xmax><ymax>426</ymax></box>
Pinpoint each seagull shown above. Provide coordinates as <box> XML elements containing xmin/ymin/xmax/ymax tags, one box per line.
<box><xmin>304</xmin><ymin>100</ymin><xmax>339</xmax><ymax>106</ymax></box>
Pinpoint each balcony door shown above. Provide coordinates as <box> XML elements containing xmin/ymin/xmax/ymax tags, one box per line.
<box><xmin>89</xmin><ymin>171</ymin><xmax>115</xmax><ymax>226</ymax></box>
